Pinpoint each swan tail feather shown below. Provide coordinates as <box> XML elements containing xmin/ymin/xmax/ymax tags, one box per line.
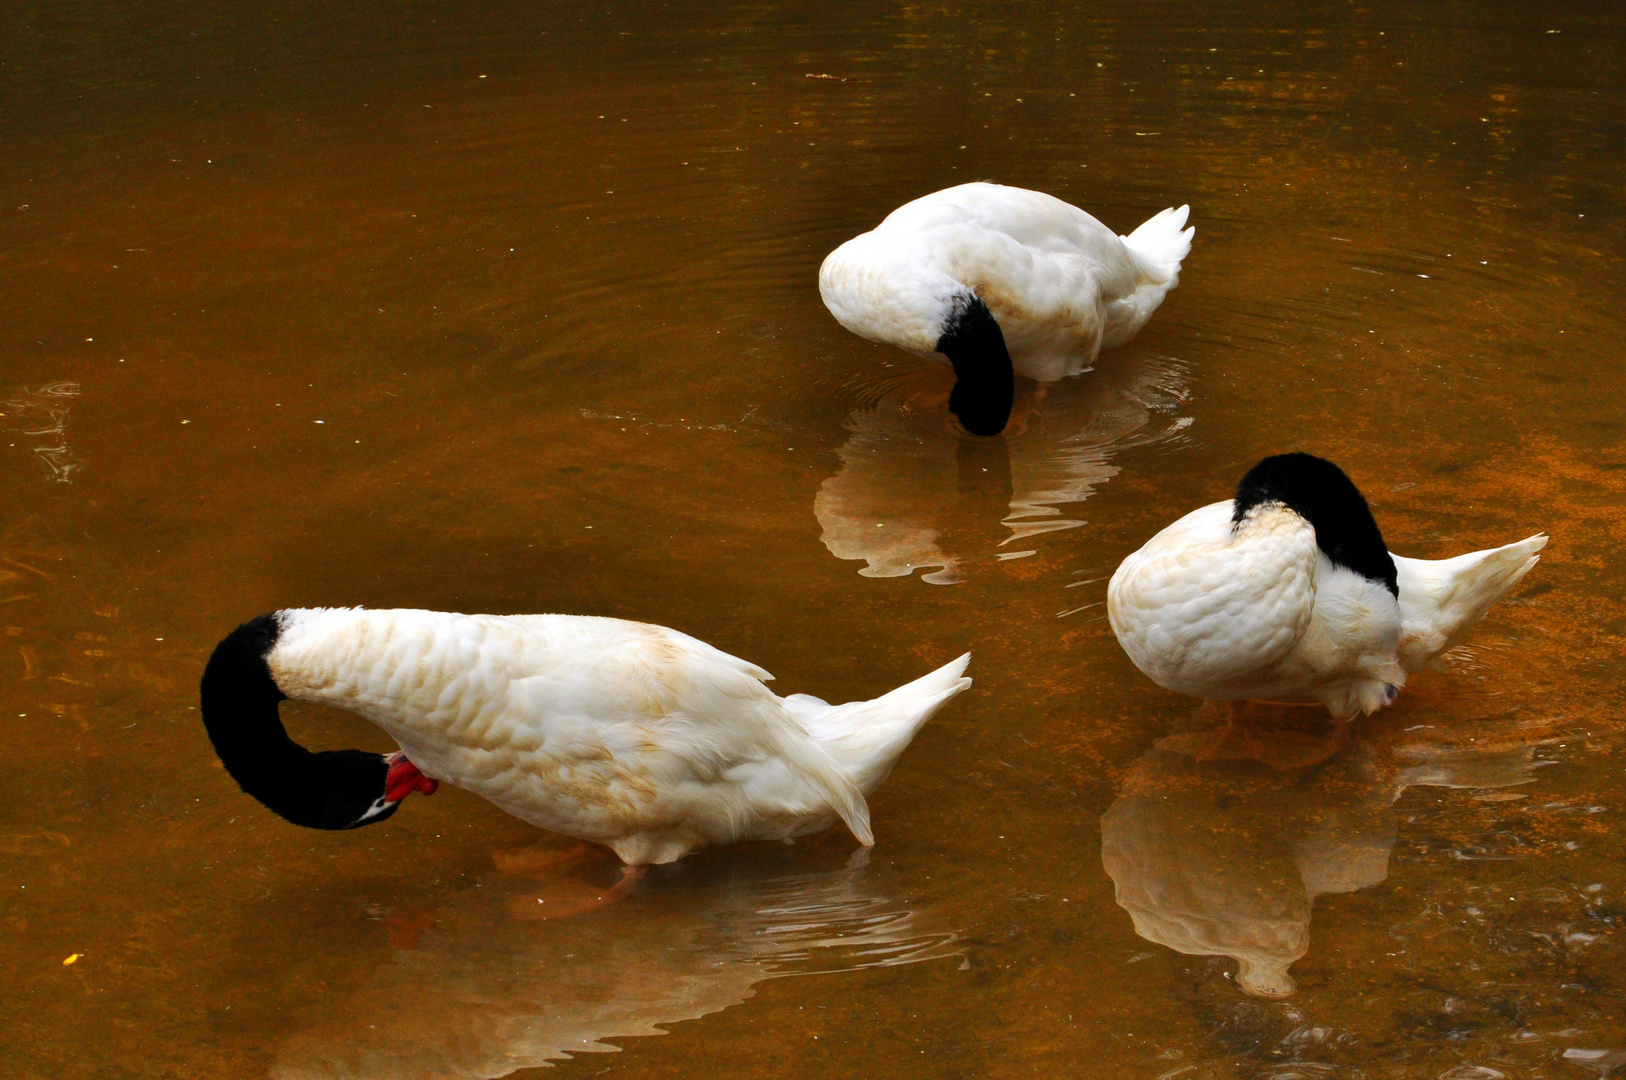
<box><xmin>1121</xmin><ymin>205</ymin><xmax>1194</xmax><ymax>288</ymax></box>
<box><xmin>785</xmin><ymin>653</ymin><xmax>972</xmax><ymax>797</ymax></box>
<box><xmin>1394</xmin><ymin>533</ymin><xmax>1547</xmax><ymax>671</ymax></box>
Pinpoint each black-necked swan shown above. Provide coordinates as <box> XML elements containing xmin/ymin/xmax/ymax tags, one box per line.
<box><xmin>819</xmin><ymin>182</ymin><xmax>1194</xmax><ymax>437</ymax></box>
<box><xmin>1107</xmin><ymin>453</ymin><xmax>1546</xmax><ymax>720</ymax></box>
<box><xmin>199</xmin><ymin>607</ymin><xmax>971</xmax><ymax>865</ymax></box>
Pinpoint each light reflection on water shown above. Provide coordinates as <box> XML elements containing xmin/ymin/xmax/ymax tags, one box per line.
<box><xmin>272</xmin><ymin>849</ymin><xmax>957</xmax><ymax>1080</ymax></box>
<box><xmin>1</xmin><ymin>382</ymin><xmax>84</xmax><ymax>483</ymax></box>
<box><xmin>815</xmin><ymin>355</ymin><xmax>1191</xmax><ymax>583</ymax></box>
<box><xmin>1102</xmin><ymin>707</ymin><xmax>1553</xmax><ymax>998</ymax></box>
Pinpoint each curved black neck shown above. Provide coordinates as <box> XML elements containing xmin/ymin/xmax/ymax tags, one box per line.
<box><xmin>199</xmin><ymin>614</ymin><xmax>395</xmax><ymax>830</ymax></box>
<box><xmin>937</xmin><ymin>295</ymin><xmax>1015</xmax><ymax>437</ymax></box>
<box><xmin>1233</xmin><ymin>453</ymin><xmax>1399</xmax><ymax>596</ymax></box>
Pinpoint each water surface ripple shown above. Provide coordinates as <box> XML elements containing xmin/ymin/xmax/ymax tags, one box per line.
<box><xmin>0</xmin><ymin>2</ymin><xmax>1622</xmax><ymax>1078</ymax></box>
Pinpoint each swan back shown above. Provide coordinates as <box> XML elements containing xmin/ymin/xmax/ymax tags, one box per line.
<box><xmin>266</xmin><ymin>608</ymin><xmax>872</xmax><ymax>862</ymax></box>
<box><xmin>820</xmin><ymin>183</ymin><xmax>1186</xmax><ymax>381</ymax></box>
<box><xmin>1109</xmin><ymin>501</ymin><xmax>1320</xmax><ymax>699</ymax></box>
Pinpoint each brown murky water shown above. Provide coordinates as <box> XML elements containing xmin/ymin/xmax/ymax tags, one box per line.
<box><xmin>3</xmin><ymin>2</ymin><xmax>1624</xmax><ymax>1077</ymax></box>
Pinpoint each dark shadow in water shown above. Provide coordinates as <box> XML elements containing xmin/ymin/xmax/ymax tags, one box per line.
<box><xmin>272</xmin><ymin>847</ymin><xmax>958</xmax><ymax>1080</ymax></box>
<box><xmin>814</xmin><ymin>354</ymin><xmax>1191</xmax><ymax>584</ymax></box>
<box><xmin>1100</xmin><ymin>706</ymin><xmax>1553</xmax><ymax>998</ymax></box>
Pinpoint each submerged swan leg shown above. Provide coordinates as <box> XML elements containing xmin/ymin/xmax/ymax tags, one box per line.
<box><xmin>493</xmin><ymin>844</ymin><xmax>648</xmax><ymax>922</ymax></box>
<box><xmin>1160</xmin><ymin>703</ymin><xmax>1353</xmax><ymax>771</ymax></box>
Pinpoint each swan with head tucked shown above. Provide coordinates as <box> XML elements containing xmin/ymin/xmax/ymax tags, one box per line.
<box><xmin>819</xmin><ymin>182</ymin><xmax>1193</xmax><ymax>436</ymax></box>
<box><xmin>1107</xmin><ymin>454</ymin><xmax>1546</xmax><ymax>720</ymax></box>
<box><xmin>200</xmin><ymin>608</ymin><xmax>971</xmax><ymax>865</ymax></box>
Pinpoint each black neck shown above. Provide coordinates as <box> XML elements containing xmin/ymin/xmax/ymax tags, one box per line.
<box><xmin>199</xmin><ymin>614</ymin><xmax>396</xmax><ymax>830</ymax></box>
<box><xmin>1233</xmin><ymin>453</ymin><xmax>1399</xmax><ymax>597</ymax></box>
<box><xmin>937</xmin><ymin>295</ymin><xmax>1015</xmax><ymax>437</ymax></box>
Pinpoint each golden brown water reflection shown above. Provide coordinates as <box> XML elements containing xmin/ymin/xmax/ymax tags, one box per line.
<box><xmin>2</xmin><ymin>2</ymin><xmax>1624</xmax><ymax>1078</ymax></box>
<box><xmin>816</xmin><ymin>355</ymin><xmax>1192</xmax><ymax>584</ymax></box>
<box><xmin>272</xmin><ymin>847</ymin><xmax>958</xmax><ymax>1080</ymax></box>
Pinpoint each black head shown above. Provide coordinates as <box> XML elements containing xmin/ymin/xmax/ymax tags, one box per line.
<box><xmin>1232</xmin><ymin>453</ymin><xmax>1398</xmax><ymax>597</ymax></box>
<box><xmin>200</xmin><ymin>613</ymin><xmax>397</xmax><ymax>830</ymax></box>
<box><xmin>936</xmin><ymin>295</ymin><xmax>1015</xmax><ymax>437</ymax></box>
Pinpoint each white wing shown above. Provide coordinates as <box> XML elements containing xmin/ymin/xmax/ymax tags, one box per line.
<box><xmin>1109</xmin><ymin>502</ymin><xmax>1319</xmax><ymax>698</ymax></box>
<box><xmin>268</xmin><ymin>609</ymin><xmax>869</xmax><ymax>857</ymax></box>
<box><xmin>820</xmin><ymin>183</ymin><xmax>1153</xmax><ymax>381</ymax></box>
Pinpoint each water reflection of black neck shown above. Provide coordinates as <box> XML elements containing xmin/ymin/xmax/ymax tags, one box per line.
<box><xmin>1233</xmin><ymin>453</ymin><xmax>1398</xmax><ymax>597</ymax></box>
<box><xmin>200</xmin><ymin>614</ymin><xmax>395</xmax><ymax>831</ymax></box>
<box><xmin>954</xmin><ymin>433</ymin><xmax>1013</xmax><ymax>514</ymax></box>
<box><xmin>937</xmin><ymin>296</ymin><xmax>1014</xmax><ymax>437</ymax></box>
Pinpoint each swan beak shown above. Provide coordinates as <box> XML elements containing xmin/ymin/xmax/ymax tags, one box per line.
<box><xmin>384</xmin><ymin>752</ymin><xmax>440</xmax><ymax>804</ymax></box>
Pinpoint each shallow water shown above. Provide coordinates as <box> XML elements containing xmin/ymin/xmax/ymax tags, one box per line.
<box><xmin>2</xmin><ymin>2</ymin><xmax>1624</xmax><ymax>1077</ymax></box>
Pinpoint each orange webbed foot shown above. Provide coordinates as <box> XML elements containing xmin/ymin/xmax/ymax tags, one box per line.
<box><xmin>493</xmin><ymin>844</ymin><xmax>646</xmax><ymax>922</ymax></box>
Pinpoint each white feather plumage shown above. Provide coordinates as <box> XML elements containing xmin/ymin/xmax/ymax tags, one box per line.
<box><xmin>819</xmin><ymin>182</ymin><xmax>1193</xmax><ymax>382</ymax></box>
<box><xmin>1108</xmin><ymin>502</ymin><xmax>1546</xmax><ymax>719</ymax></box>
<box><xmin>266</xmin><ymin>608</ymin><xmax>971</xmax><ymax>865</ymax></box>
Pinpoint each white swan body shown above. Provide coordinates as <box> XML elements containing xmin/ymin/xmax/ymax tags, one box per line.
<box><xmin>201</xmin><ymin>608</ymin><xmax>971</xmax><ymax>865</ymax></box>
<box><xmin>820</xmin><ymin>184</ymin><xmax>1192</xmax><ymax>438</ymax></box>
<box><xmin>1107</xmin><ymin>455</ymin><xmax>1545</xmax><ymax>720</ymax></box>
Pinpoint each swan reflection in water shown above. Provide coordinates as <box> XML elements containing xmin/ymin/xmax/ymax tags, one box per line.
<box><xmin>273</xmin><ymin>846</ymin><xmax>958</xmax><ymax>1080</ymax></box>
<box><xmin>1101</xmin><ymin>695</ymin><xmax>1556</xmax><ymax>997</ymax></box>
<box><xmin>816</xmin><ymin>354</ymin><xmax>1191</xmax><ymax>584</ymax></box>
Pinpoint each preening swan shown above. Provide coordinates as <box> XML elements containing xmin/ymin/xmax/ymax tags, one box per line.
<box><xmin>819</xmin><ymin>182</ymin><xmax>1193</xmax><ymax>436</ymax></box>
<box><xmin>1107</xmin><ymin>454</ymin><xmax>1546</xmax><ymax>720</ymax></box>
<box><xmin>200</xmin><ymin>608</ymin><xmax>971</xmax><ymax>865</ymax></box>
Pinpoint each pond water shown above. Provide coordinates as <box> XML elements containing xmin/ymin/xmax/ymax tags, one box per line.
<box><xmin>2</xmin><ymin>2</ymin><xmax>1624</xmax><ymax>1077</ymax></box>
